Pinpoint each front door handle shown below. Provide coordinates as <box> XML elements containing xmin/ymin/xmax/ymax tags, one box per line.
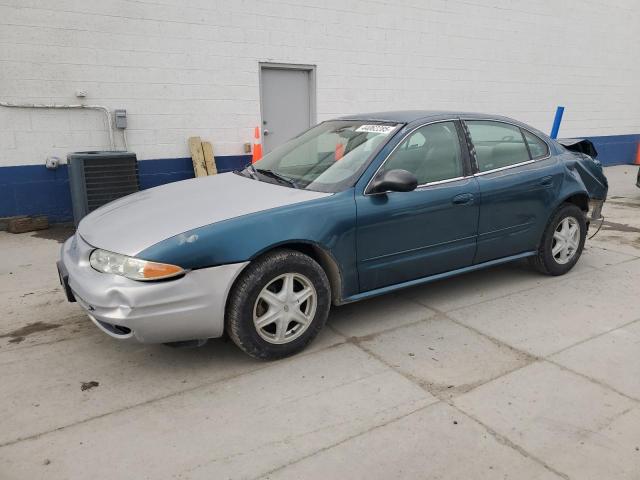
<box><xmin>452</xmin><ymin>193</ymin><xmax>474</xmax><ymax>205</ymax></box>
<box><xmin>540</xmin><ymin>176</ymin><xmax>553</xmax><ymax>187</ymax></box>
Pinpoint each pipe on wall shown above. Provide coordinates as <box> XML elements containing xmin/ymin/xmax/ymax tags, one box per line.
<box><xmin>0</xmin><ymin>101</ymin><xmax>116</xmax><ymax>150</ymax></box>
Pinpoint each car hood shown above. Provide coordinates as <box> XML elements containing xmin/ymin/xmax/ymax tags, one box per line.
<box><xmin>78</xmin><ymin>172</ymin><xmax>331</xmax><ymax>256</ymax></box>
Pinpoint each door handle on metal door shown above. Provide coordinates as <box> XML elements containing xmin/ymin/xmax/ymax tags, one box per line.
<box><xmin>540</xmin><ymin>176</ymin><xmax>553</xmax><ymax>187</ymax></box>
<box><xmin>452</xmin><ymin>193</ymin><xmax>474</xmax><ymax>205</ymax></box>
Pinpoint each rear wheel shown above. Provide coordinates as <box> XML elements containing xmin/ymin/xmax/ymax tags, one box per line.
<box><xmin>226</xmin><ymin>249</ymin><xmax>331</xmax><ymax>360</ymax></box>
<box><xmin>530</xmin><ymin>203</ymin><xmax>587</xmax><ymax>275</ymax></box>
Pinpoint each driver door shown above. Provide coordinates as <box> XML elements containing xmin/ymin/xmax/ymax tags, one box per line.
<box><xmin>356</xmin><ymin>120</ymin><xmax>480</xmax><ymax>292</ymax></box>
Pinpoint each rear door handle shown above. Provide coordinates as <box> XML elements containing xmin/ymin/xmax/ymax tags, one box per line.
<box><xmin>540</xmin><ymin>176</ymin><xmax>553</xmax><ymax>187</ymax></box>
<box><xmin>452</xmin><ymin>193</ymin><xmax>474</xmax><ymax>205</ymax></box>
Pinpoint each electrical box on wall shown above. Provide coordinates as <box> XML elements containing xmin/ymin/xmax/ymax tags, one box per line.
<box><xmin>114</xmin><ymin>109</ymin><xmax>127</xmax><ymax>129</ymax></box>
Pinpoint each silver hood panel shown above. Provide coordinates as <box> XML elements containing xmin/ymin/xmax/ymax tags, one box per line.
<box><xmin>78</xmin><ymin>172</ymin><xmax>330</xmax><ymax>256</ymax></box>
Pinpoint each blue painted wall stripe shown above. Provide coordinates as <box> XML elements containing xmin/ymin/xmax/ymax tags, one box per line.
<box><xmin>0</xmin><ymin>133</ymin><xmax>637</xmax><ymax>224</ymax></box>
<box><xmin>581</xmin><ymin>134</ymin><xmax>639</xmax><ymax>166</ymax></box>
<box><xmin>0</xmin><ymin>154</ymin><xmax>251</xmax><ymax>222</ymax></box>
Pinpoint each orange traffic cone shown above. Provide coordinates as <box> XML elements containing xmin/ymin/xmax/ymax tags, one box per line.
<box><xmin>335</xmin><ymin>143</ymin><xmax>345</xmax><ymax>161</ymax></box>
<box><xmin>252</xmin><ymin>127</ymin><xmax>263</xmax><ymax>163</ymax></box>
<box><xmin>634</xmin><ymin>141</ymin><xmax>640</xmax><ymax>165</ymax></box>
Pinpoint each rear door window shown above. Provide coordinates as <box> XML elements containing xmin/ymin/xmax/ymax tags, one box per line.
<box><xmin>466</xmin><ymin>121</ymin><xmax>530</xmax><ymax>172</ymax></box>
<box><xmin>523</xmin><ymin>130</ymin><xmax>549</xmax><ymax>159</ymax></box>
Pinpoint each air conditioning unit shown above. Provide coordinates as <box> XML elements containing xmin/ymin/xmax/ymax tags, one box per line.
<box><xmin>67</xmin><ymin>151</ymin><xmax>139</xmax><ymax>225</ymax></box>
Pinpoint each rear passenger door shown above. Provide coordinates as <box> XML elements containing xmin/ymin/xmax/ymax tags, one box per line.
<box><xmin>463</xmin><ymin>120</ymin><xmax>559</xmax><ymax>263</ymax></box>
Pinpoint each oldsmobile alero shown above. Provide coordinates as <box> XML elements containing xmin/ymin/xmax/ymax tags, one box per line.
<box><xmin>58</xmin><ymin>111</ymin><xmax>608</xmax><ymax>359</ymax></box>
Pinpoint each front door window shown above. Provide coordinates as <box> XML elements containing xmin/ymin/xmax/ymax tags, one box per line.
<box><xmin>382</xmin><ymin>121</ymin><xmax>463</xmax><ymax>185</ymax></box>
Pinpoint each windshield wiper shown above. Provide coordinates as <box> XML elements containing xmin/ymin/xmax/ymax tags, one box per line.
<box><xmin>255</xmin><ymin>168</ymin><xmax>299</xmax><ymax>188</ymax></box>
<box><xmin>243</xmin><ymin>164</ymin><xmax>259</xmax><ymax>180</ymax></box>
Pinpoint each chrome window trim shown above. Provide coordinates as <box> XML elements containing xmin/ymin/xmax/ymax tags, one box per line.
<box><xmin>461</xmin><ymin>118</ymin><xmax>551</xmax><ymax>177</ymax></box>
<box><xmin>473</xmin><ymin>159</ymin><xmax>536</xmax><ymax>176</ymax></box>
<box><xmin>415</xmin><ymin>175</ymin><xmax>474</xmax><ymax>189</ymax></box>
<box><xmin>364</xmin><ymin>118</ymin><xmax>462</xmax><ymax>196</ymax></box>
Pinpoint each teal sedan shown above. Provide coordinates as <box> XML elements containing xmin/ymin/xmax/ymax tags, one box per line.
<box><xmin>58</xmin><ymin>111</ymin><xmax>608</xmax><ymax>359</ymax></box>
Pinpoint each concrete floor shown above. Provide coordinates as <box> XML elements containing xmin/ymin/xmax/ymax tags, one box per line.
<box><xmin>1</xmin><ymin>165</ymin><xmax>639</xmax><ymax>479</ymax></box>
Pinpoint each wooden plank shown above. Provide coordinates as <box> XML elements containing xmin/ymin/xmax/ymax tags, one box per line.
<box><xmin>7</xmin><ymin>215</ymin><xmax>49</xmax><ymax>234</ymax></box>
<box><xmin>188</xmin><ymin>136</ymin><xmax>208</xmax><ymax>177</ymax></box>
<box><xmin>202</xmin><ymin>141</ymin><xmax>217</xmax><ymax>175</ymax></box>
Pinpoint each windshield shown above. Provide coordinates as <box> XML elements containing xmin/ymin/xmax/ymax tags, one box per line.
<box><xmin>243</xmin><ymin>120</ymin><xmax>400</xmax><ymax>192</ymax></box>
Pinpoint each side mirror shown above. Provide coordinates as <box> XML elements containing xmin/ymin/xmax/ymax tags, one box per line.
<box><xmin>368</xmin><ymin>169</ymin><xmax>418</xmax><ymax>194</ymax></box>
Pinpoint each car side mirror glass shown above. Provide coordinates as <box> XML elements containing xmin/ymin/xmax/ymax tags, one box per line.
<box><xmin>368</xmin><ymin>169</ymin><xmax>418</xmax><ymax>194</ymax></box>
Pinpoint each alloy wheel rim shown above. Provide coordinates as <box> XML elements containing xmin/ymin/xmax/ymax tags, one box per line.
<box><xmin>552</xmin><ymin>216</ymin><xmax>580</xmax><ymax>265</ymax></box>
<box><xmin>253</xmin><ymin>273</ymin><xmax>317</xmax><ymax>344</ymax></box>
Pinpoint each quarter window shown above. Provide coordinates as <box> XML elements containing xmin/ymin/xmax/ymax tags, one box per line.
<box><xmin>382</xmin><ymin>121</ymin><xmax>463</xmax><ymax>185</ymax></box>
<box><xmin>523</xmin><ymin>130</ymin><xmax>549</xmax><ymax>159</ymax></box>
<box><xmin>466</xmin><ymin>121</ymin><xmax>530</xmax><ymax>172</ymax></box>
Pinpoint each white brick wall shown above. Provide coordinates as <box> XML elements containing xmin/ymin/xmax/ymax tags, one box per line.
<box><xmin>1</xmin><ymin>0</ymin><xmax>639</xmax><ymax>167</ymax></box>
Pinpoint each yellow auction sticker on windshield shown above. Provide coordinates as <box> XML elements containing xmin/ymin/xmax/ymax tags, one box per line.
<box><xmin>355</xmin><ymin>125</ymin><xmax>396</xmax><ymax>134</ymax></box>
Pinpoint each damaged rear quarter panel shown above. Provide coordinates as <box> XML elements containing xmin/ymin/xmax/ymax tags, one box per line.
<box><xmin>557</xmin><ymin>151</ymin><xmax>608</xmax><ymax>207</ymax></box>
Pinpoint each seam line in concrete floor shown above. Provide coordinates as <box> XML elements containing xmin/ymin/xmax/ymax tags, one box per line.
<box><xmin>547</xmin><ymin>358</ymin><xmax>640</xmax><ymax>404</ymax></box>
<box><xmin>3</xmin><ymin>242</ymin><xmax>638</xmax><ymax>464</ymax></box>
<box><xmin>178</xmin><ymin>395</ymin><xmax>434</xmax><ymax>477</ymax></box>
<box><xmin>548</xmin><ymin>316</ymin><xmax>640</xmax><ymax>358</ymax></box>
<box><xmin>329</xmin><ymin>293</ymin><xmax>640</xmax><ymax>480</ymax></box>
<box><xmin>404</xmin><ymin>301</ymin><xmax>542</xmax><ymax>360</ymax></box>
<box><xmin>329</xmin><ymin>313</ymin><xmax>436</xmax><ymax>342</ymax></box>
<box><xmin>447</xmin><ymin>401</ymin><xmax>571</xmax><ymax>480</ymax></box>
<box><xmin>419</xmin><ymin>303</ymin><xmax>640</xmax><ymax>406</ymax></box>
<box><xmin>254</xmin><ymin>399</ymin><xmax>443</xmax><ymax>480</ymax></box>
<box><xmin>403</xmin><ymin>255</ymin><xmax>640</xmax><ymax>315</ymax></box>
<box><xmin>332</xmin><ymin>311</ymin><xmax>538</xmax><ymax>395</ymax></box>
<box><xmin>326</xmin><ymin>324</ymin><xmax>571</xmax><ymax>480</ymax></box>
<box><xmin>0</xmin><ymin>339</ymin><xmax>350</xmax><ymax>449</ymax></box>
<box><xmin>3</xmin><ymin>269</ymin><xmax>637</xmax><ymax>452</ymax></box>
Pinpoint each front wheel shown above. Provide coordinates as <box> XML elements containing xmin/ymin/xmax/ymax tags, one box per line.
<box><xmin>226</xmin><ymin>249</ymin><xmax>331</xmax><ymax>360</ymax></box>
<box><xmin>530</xmin><ymin>203</ymin><xmax>587</xmax><ymax>276</ymax></box>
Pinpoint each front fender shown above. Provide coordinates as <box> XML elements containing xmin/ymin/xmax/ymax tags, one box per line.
<box><xmin>138</xmin><ymin>189</ymin><xmax>360</xmax><ymax>299</ymax></box>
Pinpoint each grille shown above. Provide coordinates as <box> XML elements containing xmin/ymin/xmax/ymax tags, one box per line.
<box><xmin>67</xmin><ymin>151</ymin><xmax>139</xmax><ymax>225</ymax></box>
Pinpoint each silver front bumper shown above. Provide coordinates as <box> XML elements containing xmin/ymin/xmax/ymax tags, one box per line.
<box><xmin>58</xmin><ymin>234</ymin><xmax>247</xmax><ymax>344</ymax></box>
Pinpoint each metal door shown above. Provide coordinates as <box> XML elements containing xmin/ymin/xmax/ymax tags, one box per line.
<box><xmin>260</xmin><ymin>65</ymin><xmax>314</xmax><ymax>153</ymax></box>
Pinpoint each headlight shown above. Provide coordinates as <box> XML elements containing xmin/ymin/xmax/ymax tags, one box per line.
<box><xmin>89</xmin><ymin>249</ymin><xmax>184</xmax><ymax>281</ymax></box>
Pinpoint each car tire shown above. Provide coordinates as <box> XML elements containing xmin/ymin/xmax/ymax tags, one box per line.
<box><xmin>226</xmin><ymin>249</ymin><xmax>331</xmax><ymax>360</ymax></box>
<box><xmin>529</xmin><ymin>203</ymin><xmax>587</xmax><ymax>276</ymax></box>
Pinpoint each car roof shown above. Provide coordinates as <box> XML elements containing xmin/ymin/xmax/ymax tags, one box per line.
<box><xmin>336</xmin><ymin>110</ymin><xmax>551</xmax><ymax>139</ymax></box>
<box><xmin>338</xmin><ymin>110</ymin><xmax>510</xmax><ymax>123</ymax></box>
